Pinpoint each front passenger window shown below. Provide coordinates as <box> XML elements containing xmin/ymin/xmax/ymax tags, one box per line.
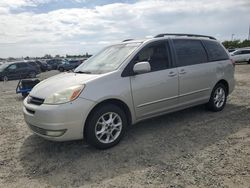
<box><xmin>134</xmin><ymin>42</ymin><xmax>170</xmax><ymax>72</ymax></box>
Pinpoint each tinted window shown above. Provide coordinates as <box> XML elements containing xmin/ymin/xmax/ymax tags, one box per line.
<box><xmin>17</xmin><ymin>63</ymin><xmax>28</xmax><ymax>68</ymax></box>
<box><xmin>233</xmin><ymin>51</ymin><xmax>242</xmax><ymax>55</ymax></box>
<box><xmin>69</xmin><ymin>60</ymin><xmax>79</xmax><ymax>64</ymax></box>
<box><xmin>134</xmin><ymin>41</ymin><xmax>170</xmax><ymax>72</ymax></box>
<box><xmin>203</xmin><ymin>40</ymin><xmax>229</xmax><ymax>61</ymax></box>
<box><xmin>173</xmin><ymin>39</ymin><xmax>207</xmax><ymax>66</ymax></box>
<box><xmin>242</xmin><ymin>50</ymin><xmax>250</xmax><ymax>54</ymax></box>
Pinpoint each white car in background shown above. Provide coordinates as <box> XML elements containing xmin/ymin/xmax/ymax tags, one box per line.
<box><xmin>230</xmin><ymin>48</ymin><xmax>250</xmax><ymax>64</ymax></box>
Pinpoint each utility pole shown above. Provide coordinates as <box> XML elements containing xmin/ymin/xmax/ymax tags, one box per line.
<box><xmin>231</xmin><ymin>34</ymin><xmax>235</xmax><ymax>41</ymax></box>
<box><xmin>248</xmin><ymin>24</ymin><xmax>250</xmax><ymax>40</ymax></box>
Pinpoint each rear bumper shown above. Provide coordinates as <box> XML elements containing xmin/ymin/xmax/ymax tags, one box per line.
<box><xmin>23</xmin><ymin>97</ymin><xmax>95</xmax><ymax>141</ymax></box>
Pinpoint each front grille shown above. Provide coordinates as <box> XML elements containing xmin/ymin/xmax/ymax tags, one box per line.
<box><xmin>28</xmin><ymin>96</ymin><xmax>44</xmax><ymax>105</ymax></box>
<box><xmin>28</xmin><ymin>124</ymin><xmax>47</xmax><ymax>136</ymax></box>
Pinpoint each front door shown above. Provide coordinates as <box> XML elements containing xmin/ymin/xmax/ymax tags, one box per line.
<box><xmin>130</xmin><ymin>41</ymin><xmax>179</xmax><ymax>119</ymax></box>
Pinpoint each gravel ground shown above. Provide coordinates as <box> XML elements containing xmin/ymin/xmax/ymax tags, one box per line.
<box><xmin>0</xmin><ymin>66</ymin><xmax>249</xmax><ymax>188</ymax></box>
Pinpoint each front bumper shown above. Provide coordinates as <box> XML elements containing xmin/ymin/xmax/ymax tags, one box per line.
<box><xmin>23</xmin><ymin>96</ymin><xmax>95</xmax><ymax>141</ymax></box>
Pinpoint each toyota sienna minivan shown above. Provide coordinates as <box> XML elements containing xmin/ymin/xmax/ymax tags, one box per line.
<box><xmin>23</xmin><ymin>33</ymin><xmax>235</xmax><ymax>149</ymax></box>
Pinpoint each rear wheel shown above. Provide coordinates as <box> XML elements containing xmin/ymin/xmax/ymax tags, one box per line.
<box><xmin>85</xmin><ymin>104</ymin><xmax>127</xmax><ymax>149</ymax></box>
<box><xmin>59</xmin><ymin>67</ymin><xmax>64</xmax><ymax>72</ymax></box>
<box><xmin>248</xmin><ymin>59</ymin><xmax>250</xmax><ymax>64</ymax></box>
<box><xmin>206</xmin><ymin>83</ymin><xmax>227</xmax><ymax>112</ymax></box>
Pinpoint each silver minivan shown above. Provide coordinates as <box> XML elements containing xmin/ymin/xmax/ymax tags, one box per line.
<box><xmin>23</xmin><ymin>33</ymin><xmax>235</xmax><ymax>149</ymax></box>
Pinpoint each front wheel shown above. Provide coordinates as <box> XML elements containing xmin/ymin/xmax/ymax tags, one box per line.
<box><xmin>85</xmin><ymin>104</ymin><xmax>127</xmax><ymax>149</ymax></box>
<box><xmin>206</xmin><ymin>83</ymin><xmax>227</xmax><ymax>112</ymax></box>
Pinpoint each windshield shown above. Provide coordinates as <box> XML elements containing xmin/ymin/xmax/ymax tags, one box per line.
<box><xmin>74</xmin><ymin>43</ymin><xmax>141</xmax><ymax>74</ymax></box>
<box><xmin>0</xmin><ymin>63</ymin><xmax>9</xmax><ymax>72</ymax></box>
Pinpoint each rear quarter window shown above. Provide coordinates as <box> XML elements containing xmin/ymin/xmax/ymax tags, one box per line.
<box><xmin>203</xmin><ymin>40</ymin><xmax>229</xmax><ymax>61</ymax></box>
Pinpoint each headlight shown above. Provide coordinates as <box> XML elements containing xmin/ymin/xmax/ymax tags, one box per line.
<box><xmin>44</xmin><ymin>85</ymin><xmax>85</xmax><ymax>104</ymax></box>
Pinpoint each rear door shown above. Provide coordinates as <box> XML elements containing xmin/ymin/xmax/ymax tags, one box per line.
<box><xmin>172</xmin><ymin>39</ymin><xmax>212</xmax><ymax>107</ymax></box>
<box><xmin>130</xmin><ymin>40</ymin><xmax>179</xmax><ymax>119</ymax></box>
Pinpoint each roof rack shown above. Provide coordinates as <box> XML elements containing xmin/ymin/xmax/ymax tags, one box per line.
<box><xmin>154</xmin><ymin>33</ymin><xmax>216</xmax><ymax>40</ymax></box>
<box><xmin>122</xmin><ymin>39</ymin><xmax>134</xmax><ymax>42</ymax></box>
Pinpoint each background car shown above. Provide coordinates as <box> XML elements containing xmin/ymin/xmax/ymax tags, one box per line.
<box><xmin>227</xmin><ymin>48</ymin><xmax>236</xmax><ymax>53</ymax></box>
<box><xmin>27</xmin><ymin>61</ymin><xmax>41</xmax><ymax>73</ymax></box>
<box><xmin>57</xmin><ymin>59</ymin><xmax>82</xmax><ymax>72</ymax></box>
<box><xmin>34</xmin><ymin>60</ymin><xmax>51</xmax><ymax>72</ymax></box>
<box><xmin>230</xmin><ymin>48</ymin><xmax>250</xmax><ymax>64</ymax></box>
<box><xmin>0</xmin><ymin>62</ymin><xmax>39</xmax><ymax>81</ymax></box>
<box><xmin>46</xmin><ymin>59</ymin><xmax>67</xmax><ymax>70</ymax></box>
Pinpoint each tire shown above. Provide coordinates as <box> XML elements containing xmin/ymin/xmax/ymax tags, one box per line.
<box><xmin>29</xmin><ymin>72</ymin><xmax>36</xmax><ymax>78</ymax></box>
<box><xmin>85</xmin><ymin>104</ymin><xmax>127</xmax><ymax>149</ymax></box>
<box><xmin>59</xmin><ymin>67</ymin><xmax>64</xmax><ymax>72</ymax></box>
<box><xmin>248</xmin><ymin>59</ymin><xmax>250</xmax><ymax>64</ymax></box>
<box><xmin>206</xmin><ymin>83</ymin><xmax>227</xmax><ymax>112</ymax></box>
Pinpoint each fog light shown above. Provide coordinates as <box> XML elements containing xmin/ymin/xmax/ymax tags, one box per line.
<box><xmin>45</xmin><ymin>129</ymin><xmax>66</xmax><ymax>137</ymax></box>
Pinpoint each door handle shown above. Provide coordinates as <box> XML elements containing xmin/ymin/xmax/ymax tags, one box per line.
<box><xmin>179</xmin><ymin>69</ymin><xmax>186</xmax><ymax>74</ymax></box>
<box><xmin>168</xmin><ymin>71</ymin><xmax>177</xmax><ymax>77</ymax></box>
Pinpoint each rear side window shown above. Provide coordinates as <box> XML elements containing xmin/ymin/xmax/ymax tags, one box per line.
<box><xmin>203</xmin><ymin>40</ymin><xmax>229</xmax><ymax>61</ymax></box>
<box><xmin>173</xmin><ymin>39</ymin><xmax>207</xmax><ymax>67</ymax></box>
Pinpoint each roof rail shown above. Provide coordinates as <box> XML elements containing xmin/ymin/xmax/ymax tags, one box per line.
<box><xmin>154</xmin><ymin>33</ymin><xmax>216</xmax><ymax>40</ymax></box>
<box><xmin>122</xmin><ymin>39</ymin><xmax>134</xmax><ymax>42</ymax></box>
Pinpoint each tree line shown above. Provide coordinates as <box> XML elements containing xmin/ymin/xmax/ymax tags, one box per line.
<box><xmin>222</xmin><ymin>40</ymin><xmax>250</xmax><ymax>49</ymax></box>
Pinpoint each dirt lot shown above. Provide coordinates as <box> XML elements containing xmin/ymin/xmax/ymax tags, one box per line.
<box><xmin>0</xmin><ymin>66</ymin><xmax>249</xmax><ymax>188</ymax></box>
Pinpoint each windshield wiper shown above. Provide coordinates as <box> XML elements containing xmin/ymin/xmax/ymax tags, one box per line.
<box><xmin>74</xmin><ymin>71</ymin><xmax>92</xmax><ymax>74</ymax></box>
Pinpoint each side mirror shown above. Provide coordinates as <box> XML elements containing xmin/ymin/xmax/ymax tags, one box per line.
<box><xmin>133</xmin><ymin>61</ymin><xmax>151</xmax><ymax>74</ymax></box>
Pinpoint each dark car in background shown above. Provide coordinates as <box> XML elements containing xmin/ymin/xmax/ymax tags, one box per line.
<box><xmin>0</xmin><ymin>62</ymin><xmax>39</xmax><ymax>81</ymax></box>
<box><xmin>34</xmin><ymin>60</ymin><xmax>52</xmax><ymax>72</ymax></box>
<box><xmin>27</xmin><ymin>61</ymin><xmax>41</xmax><ymax>73</ymax></box>
<box><xmin>57</xmin><ymin>59</ymin><xmax>82</xmax><ymax>72</ymax></box>
<box><xmin>46</xmin><ymin>59</ymin><xmax>67</xmax><ymax>70</ymax></box>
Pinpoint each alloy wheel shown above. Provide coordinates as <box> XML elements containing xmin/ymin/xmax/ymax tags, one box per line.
<box><xmin>95</xmin><ymin>112</ymin><xmax>122</xmax><ymax>144</ymax></box>
<box><xmin>213</xmin><ymin>87</ymin><xmax>225</xmax><ymax>108</ymax></box>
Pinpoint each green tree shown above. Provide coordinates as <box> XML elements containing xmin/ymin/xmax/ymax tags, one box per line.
<box><xmin>222</xmin><ymin>40</ymin><xmax>250</xmax><ymax>49</ymax></box>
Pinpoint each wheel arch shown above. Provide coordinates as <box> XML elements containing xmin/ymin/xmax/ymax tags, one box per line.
<box><xmin>83</xmin><ymin>98</ymin><xmax>132</xmax><ymax>139</ymax></box>
<box><xmin>215</xmin><ymin>79</ymin><xmax>229</xmax><ymax>95</ymax></box>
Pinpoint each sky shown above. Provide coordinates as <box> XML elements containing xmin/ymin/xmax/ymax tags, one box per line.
<box><xmin>0</xmin><ymin>0</ymin><xmax>249</xmax><ymax>58</ymax></box>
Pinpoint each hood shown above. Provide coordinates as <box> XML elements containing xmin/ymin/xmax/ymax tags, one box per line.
<box><xmin>30</xmin><ymin>72</ymin><xmax>101</xmax><ymax>99</ymax></box>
